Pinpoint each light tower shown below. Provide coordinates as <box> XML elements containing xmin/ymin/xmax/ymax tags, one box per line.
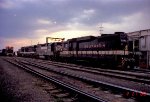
<box><xmin>99</xmin><ymin>24</ymin><xmax>103</xmax><ymax>35</ymax></box>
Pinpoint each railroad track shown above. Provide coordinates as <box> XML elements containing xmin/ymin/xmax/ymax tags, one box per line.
<box><xmin>130</xmin><ymin>69</ymin><xmax>150</xmax><ymax>74</ymax></box>
<box><xmin>3</xmin><ymin>57</ymin><xmax>107</xmax><ymax>102</ymax></box>
<box><xmin>18</xmin><ymin>57</ymin><xmax>150</xmax><ymax>84</ymax></box>
<box><xmin>5</xmin><ymin>57</ymin><xmax>150</xmax><ymax>102</ymax></box>
<box><xmin>30</xmin><ymin>57</ymin><xmax>150</xmax><ymax>74</ymax></box>
<box><xmin>36</xmin><ymin>57</ymin><xmax>150</xmax><ymax>73</ymax></box>
<box><xmin>18</xmin><ymin>57</ymin><xmax>150</xmax><ymax>76</ymax></box>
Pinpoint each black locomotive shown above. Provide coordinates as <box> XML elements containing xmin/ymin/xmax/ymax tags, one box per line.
<box><xmin>59</xmin><ymin>32</ymin><xmax>128</xmax><ymax>68</ymax></box>
<box><xmin>17</xmin><ymin>32</ymin><xmax>138</xmax><ymax>69</ymax></box>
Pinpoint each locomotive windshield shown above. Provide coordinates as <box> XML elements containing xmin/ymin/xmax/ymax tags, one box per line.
<box><xmin>120</xmin><ymin>33</ymin><xmax>128</xmax><ymax>43</ymax></box>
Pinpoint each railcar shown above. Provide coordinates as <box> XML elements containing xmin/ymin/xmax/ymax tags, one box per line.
<box><xmin>17</xmin><ymin>45</ymin><xmax>37</xmax><ymax>57</ymax></box>
<box><xmin>0</xmin><ymin>50</ymin><xmax>2</xmax><ymax>56</ymax></box>
<box><xmin>0</xmin><ymin>47</ymin><xmax>14</xmax><ymax>56</ymax></box>
<box><xmin>36</xmin><ymin>42</ymin><xmax>63</xmax><ymax>59</ymax></box>
<box><xmin>36</xmin><ymin>43</ymin><xmax>52</xmax><ymax>59</ymax></box>
<box><xmin>6</xmin><ymin>46</ymin><xmax>14</xmax><ymax>56</ymax></box>
<box><xmin>0</xmin><ymin>49</ymin><xmax>5</xmax><ymax>56</ymax></box>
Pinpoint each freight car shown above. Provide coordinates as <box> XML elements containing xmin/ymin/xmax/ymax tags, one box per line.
<box><xmin>18</xmin><ymin>32</ymin><xmax>139</xmax><ymax>69</ymax></box>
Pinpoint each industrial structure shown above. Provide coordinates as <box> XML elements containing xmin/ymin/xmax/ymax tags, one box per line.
<box><xmin>127</xmin><ymin>29</ymin><xmax>150</xmax><ymax>68</ymax></box>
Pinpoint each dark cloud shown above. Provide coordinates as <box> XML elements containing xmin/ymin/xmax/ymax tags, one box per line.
<box><xmin>68</xmin><ymin>0</ymin><xmax>150</xmax><ymax>25</ymax></box>
<box><xmin>0</xmin><ymin>0</ymin><xmax>150</xmax><ymax>39</ymax></box>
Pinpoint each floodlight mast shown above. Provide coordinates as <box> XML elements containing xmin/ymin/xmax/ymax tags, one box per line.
<box><xmin>99</xmin><ymin>24</ymin><xmax>103</xmax><ymax>35</ymax></box>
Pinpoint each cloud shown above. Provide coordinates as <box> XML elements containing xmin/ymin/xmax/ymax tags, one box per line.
<box><xmin>0</xmin><ymin>0</ymin><xmax>150</xmax><ymax>50</ymax></box>
<box><xmin>0</xmin><ymin>37</ymin><xmax>36</xmax><ymax>50</ymax></box>
<box><xmin>37</xmin><ymin>19</ymin><xmax>53</xmax><ymax>25</ymax></box>
<box><xmin>34</xmin><ymin>29</ymin><xmax>49</xmax><ymax>35</ymax></box>
<box><xmin>83</xmin><ymin>9</ymin><xmax>95</xmax><ymax>15</ymax></box>
<box><xmin>0</xmin><ymin>0</ymin><xmax>17</xmax><ymax>9</ymax></box>
<box><xmin>49</xmin><ymin>30</ymin><xmax>97</xmax><ymax>40</ymax></box>
<box><xmin>0</xmin><ymin>0</ymin><xmax>41</xmax><ymax>9</ymax></box>
<box><xmin>102</xmin><ymin>12</ymin><xmax>150</xmax><ymax>33</ymax></box>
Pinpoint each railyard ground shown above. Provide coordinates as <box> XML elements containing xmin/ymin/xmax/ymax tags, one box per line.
<box><xmin>0</xmin><ymin>57</ymin><xmax>55</xmax><ymax>102</ymax></box>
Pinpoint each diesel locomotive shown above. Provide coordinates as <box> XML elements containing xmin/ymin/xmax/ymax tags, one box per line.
<box><xmin>0</xmin><ymin>46</ymin><xmax>14</xmax><ymax>56</ymax></box>
<box><xmin>17</xmin><ymin>32</ymin><xmax>139</xmax><ymax>69</ymax></box>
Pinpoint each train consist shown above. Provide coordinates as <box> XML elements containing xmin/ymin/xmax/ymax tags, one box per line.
<box><xmin>17</xmin><ymin>32</ymin><xmax>139</xmax><ymax>69</ymax></box>
<box><xmin>0</xmin><ymin>46</ymin><xmax>14</xmax><ymax>56</ymax></box>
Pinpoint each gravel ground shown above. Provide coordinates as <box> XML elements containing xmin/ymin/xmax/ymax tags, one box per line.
<box><xmin>26</xmin><ymin>64</ymin><xmax>136</xmax><ymax>102</ymax></box>
<box><xmin>0</xmin><ymin>57</ymin><xmax>55</xmax><ymax>102</ymax></box>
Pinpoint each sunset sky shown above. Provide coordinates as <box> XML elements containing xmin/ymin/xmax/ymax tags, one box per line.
<box><xmin>0</xmin><ymin>0</ymin><xmax>150</xmax><ymax>50</ymax></box>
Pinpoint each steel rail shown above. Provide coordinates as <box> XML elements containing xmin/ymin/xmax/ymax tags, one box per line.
<box><xmin>18</xmin><ymin>59</ymin><xmax>150</xmax><ymax>99</ymax></box>
<box><xmin>20</xmin><ymin>58</ymin><xmax>150</xmax><ymax>84</ymax></box>
<box><xmin>25</xmin><ymin>58</ymin><xmax>150</xmax><ymax>79</ymax></box>
<box><xmin>4</xmin><ymin>58</ymin><xmax>107</xmax><ymax>102</ymax></box>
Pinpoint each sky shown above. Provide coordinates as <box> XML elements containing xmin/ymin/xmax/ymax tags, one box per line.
<box><xmin>0</xmin><ymin>0</ymin><xmax>150</xmax><ymax>51</ymax></box>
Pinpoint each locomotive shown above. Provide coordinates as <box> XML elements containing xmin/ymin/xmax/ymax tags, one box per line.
<box><xmin>0</xmin><ymin>46</ymin><xmax>14</xmax><ymax>56</ymax></box>
<box><xmin>17</xmin><ymin>45</ymin><xmax>37</xmax><ymax>57</ymax></box>
<box><xmin>17</xmin><ymin>32</ymin><xmax>138</xmax><ymax>69</ymax></box>
<box><xmin>59</xmin><ymin>32</ymin><xmax>129</xmax><ymax>68</ymax></box>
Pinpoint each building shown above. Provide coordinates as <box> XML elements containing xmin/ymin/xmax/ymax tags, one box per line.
<box><xmin>127</xmin><ymin>29</ymin><xmax>150</xmax><ymax>69</ymax></box>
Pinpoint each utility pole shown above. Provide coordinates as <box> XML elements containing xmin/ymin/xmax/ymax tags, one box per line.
<box><xmin>99</xmin><ymin>24</ymin><xmax>103</xmax><ymax>35</ymax></box>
